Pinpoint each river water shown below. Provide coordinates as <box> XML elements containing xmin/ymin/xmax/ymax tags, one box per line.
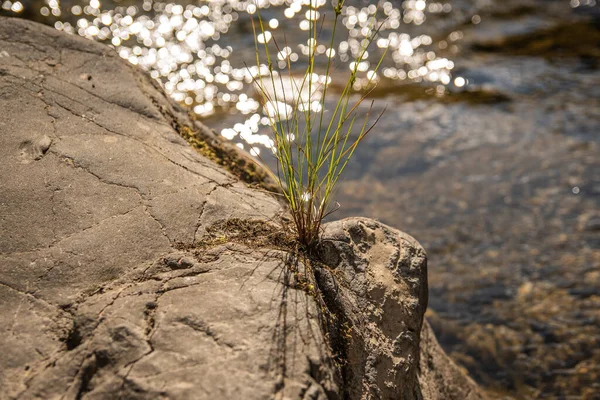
<box><xmin>3</xmin><ymin>0</ymin><xmax>599</xmax><ymax>398</ymax></box>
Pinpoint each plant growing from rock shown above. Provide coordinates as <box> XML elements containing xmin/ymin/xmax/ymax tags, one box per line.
<box><xmin>250</xmin><ymin>0</ymin><xmax>387</xmax><ymax>251</ymax></box>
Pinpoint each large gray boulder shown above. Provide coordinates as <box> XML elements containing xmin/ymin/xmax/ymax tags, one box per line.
<box><xmin>0</xmin><ymin>17</ymin><xmax>485</xmax><ymax>400</ymax></box>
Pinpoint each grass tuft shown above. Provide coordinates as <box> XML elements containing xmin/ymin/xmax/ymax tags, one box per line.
<box><xmin>250</xmin><ymin>0</ymin><xmax>387</xmax><ymax>252</ymax></box>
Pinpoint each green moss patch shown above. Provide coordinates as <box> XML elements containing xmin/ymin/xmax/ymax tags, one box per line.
<box><xmin>178</xmin><ymin>126</ymin><xmax>277</xmax><ymax>190</ymax></box>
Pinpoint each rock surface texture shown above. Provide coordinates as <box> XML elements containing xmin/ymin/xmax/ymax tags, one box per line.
<box><xmin>0</xmin><ymin>17</ymin><xmax>485</xmax><ymax>400</ymax></box>
<box><xmin>318</xmin><ymin>219</ymin><xmax>484</xmax><ymax>400</ymax></box>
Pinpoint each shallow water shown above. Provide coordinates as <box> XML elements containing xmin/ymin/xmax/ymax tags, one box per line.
<box><xmin>3</xmin><ymin>0</ymin><xmax>600</xmax><ymax>398</ymax></box>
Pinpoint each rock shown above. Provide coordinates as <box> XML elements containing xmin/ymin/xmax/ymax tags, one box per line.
<box><xmin>0</xmin><ymin>17</ymin><xmax>327</xmax><ymax>400</ymax></box>
<box><xmin>318</xmin><ymin>218</ymin><xmax>485</xmax><ymax>399</ymax></box>
<box><xmin>0</xmin><ymin>17</ymin><xmax>485</xmax><ymax>400</ymax></box>
<box><xmin>318</xmin><ymin>218</ymin><xmax>428</xmax><ymax>400</ymax></box>
<box><xmin>418</xmin><ymin>321</ymin><xmax>486</xmax><ymax>400</ymax></box>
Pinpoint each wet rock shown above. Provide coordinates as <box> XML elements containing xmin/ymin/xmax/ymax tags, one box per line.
<box><xmin>0</xmin><ymin>17</ymin><xmax>484</xmax><ymax>400</ymax></box>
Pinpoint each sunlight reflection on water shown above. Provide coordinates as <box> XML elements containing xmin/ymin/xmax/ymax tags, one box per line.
<box><xmin>3</xmin><ymin>0</ymin><xmax>476</xmax><ymax>152</ymax></box>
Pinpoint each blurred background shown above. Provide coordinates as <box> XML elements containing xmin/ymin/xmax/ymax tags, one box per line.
<box><xmin>2</xmin><ymin>0</ymin><xmax>599</xmax><ymax>398</ymax></box>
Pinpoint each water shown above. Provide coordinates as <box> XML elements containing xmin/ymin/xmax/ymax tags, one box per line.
<box><xmin>3</xmin><ymin>0</ymin><xmax>599</xmax><ymax>398</ymax></box>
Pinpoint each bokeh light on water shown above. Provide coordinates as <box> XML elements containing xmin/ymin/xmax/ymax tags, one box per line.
<box><xmin>1</xmin><ymin>0</ymin><xmax>470</xmax><ymax>152</ymax></box>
